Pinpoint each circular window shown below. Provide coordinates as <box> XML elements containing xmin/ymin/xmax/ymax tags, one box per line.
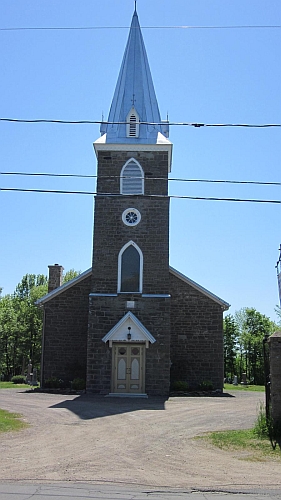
<box><xmin>122</xmin><ymin>208</ymin><xmax>141</xmax><ymax>227</ymax></box>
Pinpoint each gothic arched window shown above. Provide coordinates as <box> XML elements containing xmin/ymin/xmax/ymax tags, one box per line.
<box><xmin>118</xmin><ymin>241</ymin><xmax>143</xmax><ymax>293</ymax></box>
<box><xmin>120</xmin><ymin>158</ymin><xmax>144</xmax><ymax>195</ymax></box>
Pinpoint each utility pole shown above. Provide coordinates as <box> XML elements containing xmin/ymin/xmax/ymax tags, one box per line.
<box><xmin>276</xmin><ymin>245</ymin><xmax>281</xmax><ymax>307</ymax></box>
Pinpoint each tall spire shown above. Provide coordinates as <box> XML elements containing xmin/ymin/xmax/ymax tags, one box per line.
<box><xmin>100</xmin><ymin>9</ymin><xmax>169</xmax><ymax>144</ymax></box>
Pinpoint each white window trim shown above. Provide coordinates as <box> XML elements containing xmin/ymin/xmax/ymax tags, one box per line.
<box><xmin>122</xmin><ymin>207</ymin><xmax>141</xmax><ymax>227</ymax></box>
<box><xmin>126</xmin><ymin>107</ymin><xmax>140</xmax><ymax>138</ymax></box>
<box><xmin>117</xmin><ymin>240</ymin><xmax>143</xmax><ymax>293</ymax></box>
<box><xmin>120</xmin><ymin>158</ymin><xmax>144</xmax><ymax>195</ymax></box>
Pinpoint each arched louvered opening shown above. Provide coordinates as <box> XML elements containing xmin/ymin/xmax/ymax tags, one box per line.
<box><xmin>118</xmin><ymin>241</ymin><xmax>143</xmax><ymax>293</ymax></box>
<box><xmin>126</xmin><ymin>107</ymin><xmax>140</xmax><ymax>138</ymax></box>
<box><xmin>129</xmin><ymin>113</ymin><xmax>137</xmax><ymax>137</ymax></box>
<box><xmin>120</xmin><ymin>158</ymin><xmax>144</xmax><ymax>195</ymax></box>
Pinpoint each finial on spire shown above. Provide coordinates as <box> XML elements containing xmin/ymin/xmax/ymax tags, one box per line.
<box><xmin>134</xmin><ymin>0</ymin><xmax>137</xmax><ymax>13</ymax></box>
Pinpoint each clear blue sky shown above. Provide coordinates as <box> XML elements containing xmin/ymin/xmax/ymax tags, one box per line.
<box><xmin>1</xmin><ymin>0</ymin><xmax>280</xmax><ymax>322</ymax></box>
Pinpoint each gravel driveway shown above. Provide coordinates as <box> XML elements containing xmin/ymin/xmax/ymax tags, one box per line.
<box><xmin>0</xmin><ymin>389</ymin><xmax>280</xmax><ymax>492</ymax></box>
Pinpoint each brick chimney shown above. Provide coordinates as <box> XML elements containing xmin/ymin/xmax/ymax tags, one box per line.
<box><xmin>48</xmin><ymin>264</ymin><xmax>64</xmax><ymax>293</ymax></box>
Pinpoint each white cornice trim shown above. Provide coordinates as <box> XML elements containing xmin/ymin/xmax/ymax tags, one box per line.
<box><xmin>169</xmin><ymin>266</ymin><xmax>230</xmax><ymax>310</ymax></box>
<box><xmin>94</xmin><ymin>134</ymin><xmax>173</xmax><ymax>172</ymax></box>
<box><xmin>102</xmin><ymin>311</ymin><xmax>156</xmax><ymax>347</ymax></box>
<box><xmin>36</xmin><ymin>265</ymin><xmax>229</xmax><ymax>311</ymax></box>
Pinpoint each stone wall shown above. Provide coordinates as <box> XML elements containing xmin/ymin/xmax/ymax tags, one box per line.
<box><xmin>96</xmin><ymin>150</ymin><xmax>168</xmax><ymax>196</ymax></box>
<box><xmin>169</xmin><ymin>271</ymin><xmax>224</xmax><ymax>391</ymax></box>
<box><xmin>92</xmin><ymin>150</ymin><xmax>170</xmax><ymax>295</ymax></box>
<box><xmin>41</xmin><ymin>275</ymin><xmax>91</xmax><ymax>385</ymax></box>
<box><xmin>48</xmin><ymin>264</ymin><xmax>64</xmax><ymax>293</ymax></box>
<box><xmin>87</xmin><ymin>294</ymin><xmax>171</xmax><ymax>396</ymax></box>
<box><xmin>92</xmin><ymin>195</ymin><xmax>170</xmax><ymax>294</ymax></box>
<box><xmin>269</xmin><ymin>331</ymin><xmax>281</xmax><ymax>425</ymax></box>
<box><xmin>87</xmin><ymin>149</ymin><xmax>171</xmax><ymax>396</ymax></box>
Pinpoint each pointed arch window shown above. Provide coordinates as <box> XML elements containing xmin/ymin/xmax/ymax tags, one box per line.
<box><xmin>118</xmin><ymin>241</ymin><xmax>143</xmax><ymax>293</ymax></box>
<box><xmin>126</xmin><ymin>107</ymin><xmax>140</xmax><ymax>138</ymax></box>
<box><xmin>120</xmin><ymin>158</ymin><xmax>144</xmax><ymax>195</ymax></box>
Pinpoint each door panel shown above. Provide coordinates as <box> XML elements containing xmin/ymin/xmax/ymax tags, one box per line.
<box><xmin>113</xmin><ymin>344</ymin><xmax>145</xmax><ymax>393</ymax></box>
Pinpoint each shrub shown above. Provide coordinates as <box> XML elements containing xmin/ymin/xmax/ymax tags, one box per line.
<box><xmin>71</xmin><ymin>378</ymin><xmax>86</xmax><ymax>391</ymax></box>
<box><xmin>11</xmin><ymin>375</ymin><xmax>26</xmax><ymax>385</ymax></box>
<box><xmin>171</xmin><ymin>380</ymin><xmax>189</xmax><ymax>392</ymax></box>
<box><xmin>253</xmin><ymin>402</ymin><xmax>268</xmax><ymax>439</ymax></box>
<box><xmin>254</xmin><ymin>403</ymin><xmax>281</xmax><ymax>448</ymax></box>
<box><xmin>44</xmin><ymin>377</ymin><xmax>62</xmax><ymax>389</ymax></box>
<box><xmin>198</xmin><ymin>380</ymin><xmax>213</xmax><ymax>391</ymax></box>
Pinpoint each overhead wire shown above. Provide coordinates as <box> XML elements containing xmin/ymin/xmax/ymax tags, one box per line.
<box><xmin>1</xmin><ymin>171</ymin><xmax>281</xmax><ymax>186</ymax></box>
<box><xmin>0</xmin><ymin>118</ymin><xmax>280</xmax><ymax>127</ymax></box>
<box><xmin>1</xmin><ymin>25</ymin><xmax>281</xmax><ymax>31</ymax></box>
<box><xmin>0</xmin><ymin>187</ymin><xmax>280</xmax><ymax>204</ymax></box>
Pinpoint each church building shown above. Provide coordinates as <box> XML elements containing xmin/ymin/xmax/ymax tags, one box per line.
<box><xmin>37</xmin><ymin>8</ymin><xmax>229</xmax><ymax>396</ymax></box>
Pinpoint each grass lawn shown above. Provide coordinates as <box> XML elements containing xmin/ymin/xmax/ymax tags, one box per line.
<box><xmin>198</xmin><ymin>428</ymin><xmax>281</xmax><ymax>461</ymax></box>
<box><xmin>0</xmin><ymin>408</ymin><xmax>28</xmax><ymax>433</ymax></box>
<box><xmin>0</xmin><ymin>382</ymin><xmax>29</xmax><ymax>389</ymax></box>
<box><xmin>224</xmin><ymin>383</ymin><xmax>264</xmax><ymax>392</ymax></box>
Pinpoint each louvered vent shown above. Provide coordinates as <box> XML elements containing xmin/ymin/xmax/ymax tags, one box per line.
<box><xmin>126</xmin><ymin>107</ymin><xmax>140</xmax><ymax>138</ymax></box>
<box><xmin>129</xmin><ymin>114</ymin><xmax>137</xmax><ymax>137</ymax></box>
<box><xmin>122</xmin><ymin>161</ymin><xmax>143</xmax><ymax>194</ymax></box>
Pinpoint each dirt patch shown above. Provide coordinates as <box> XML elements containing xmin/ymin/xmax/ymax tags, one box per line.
<box><xmin>0</xmin><ymin>389</ymin><xmax>280</xmax><ymax>492</ymax></box>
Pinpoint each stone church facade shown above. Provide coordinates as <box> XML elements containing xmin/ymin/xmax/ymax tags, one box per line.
<box><xmin>38</xmin><ymin>8</ymin><xmax>229</xmax><ymax>396</ymax></box>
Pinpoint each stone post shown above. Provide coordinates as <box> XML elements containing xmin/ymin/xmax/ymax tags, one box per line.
<box><xmin>269</xmin><ymin>331</ymin><xmax>281</xmax><ymax>426</ymax></box>
<box><xmin>26</xmin><ymin>359</ymin><xmax>32</xmax><ymax>385</ymax></box>
<box><xmin>48</xmin><ymin>264</ymin><xmax>64</xmax><ymax>293</ymax></box>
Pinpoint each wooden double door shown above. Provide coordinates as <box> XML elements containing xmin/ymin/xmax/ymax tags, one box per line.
<box><xmin>112</xmin><ymin>343</ymin><xmax>145</xmax><ymax>394</ymax></box>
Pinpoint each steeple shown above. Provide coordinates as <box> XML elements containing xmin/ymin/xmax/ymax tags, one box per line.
<box><xmin>100</xmin><ymin>9</ymin><xmax>169</xmax><ymax>144</ymax></box>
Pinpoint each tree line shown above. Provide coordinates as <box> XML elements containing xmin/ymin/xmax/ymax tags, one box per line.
<box><xmin>224</xmin><ymin>307</ymin><xmax>280</xmax><ymax>385</ymax></box>
<box><xmin>0</xmin><ymin>270</ymin><xmax>79</xmax><ymax>381</ymax></box>
<box><xmin>1</xmin><ymin>271</ymin><xmax>280</xmax><ymax>383</ymax></box>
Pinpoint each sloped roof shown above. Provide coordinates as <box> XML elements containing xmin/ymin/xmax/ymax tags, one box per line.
<box><xmin>100</xmin><ymin>8</ymin><xmax>169</xmax><ymax>144</ymax></box>
<box><xmin>36</xmin><ymin>268</ymin><xmax>92</xmax><ymax>305</ymax></box>
<box><xmin>169</xmin><ymin>266</ymin><xmax>230</xmax><ymax>310</ymax></box>
<box><xmin>102</xmin><ymin>311</ymin><xmax>156</xmax><ymax>345</ymax></box>
<box><xmin>37</xmin><ymin>266</ymin><xmax>229</xmax><ymax>310</ymax></box>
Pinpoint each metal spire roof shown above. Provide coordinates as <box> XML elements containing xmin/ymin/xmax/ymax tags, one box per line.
<box><xmin>100</xmin><ymin>8</ymin><xmax>169</xmax><ymax>144</ymax></box>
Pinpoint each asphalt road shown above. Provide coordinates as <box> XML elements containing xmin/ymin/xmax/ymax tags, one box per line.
<box><xmin>0</xmin><ymin>482</ymin><xmax>281</xmax><ymax>499</ymax></box>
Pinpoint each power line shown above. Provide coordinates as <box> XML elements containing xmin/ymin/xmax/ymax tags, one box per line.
<box><xmin>1</xmin><ymin>25</ymin><xmax>281</xmax><ymax>31</ymax></box>
<box><xmin>1</xmin><ymin>171</ymin><xmax>281</xmax><ymax>187</ymax></box>
<box><xmin>1</xmin><ymin>118</ymin><xmax>280</xmax><ymax>128</ymax></box>
<box><xmin>1</xmin><ymin>187</ymin><xmax>280</xmax><ymax>204</ymax></box>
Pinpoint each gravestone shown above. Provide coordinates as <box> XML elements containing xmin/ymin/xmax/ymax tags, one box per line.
<box><xmin>233</xmin><ymin>375</ymin><xmax>238</xmax><ymax>386</ymax></box>
<box><xmin>26</xmin><ymin>359</ymin><xmax>32</xmax><ymax>385</ymax></box>
<box><xmin>32</xmin><ymin>368</ymin><xmax>38</xmax><ymax>386</ymax></box>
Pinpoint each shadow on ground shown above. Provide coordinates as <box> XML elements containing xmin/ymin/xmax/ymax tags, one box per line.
<box><xmin>49</xmin><ymin>393</ymin><xmax>168</xmax><ymax>420</ymax></box>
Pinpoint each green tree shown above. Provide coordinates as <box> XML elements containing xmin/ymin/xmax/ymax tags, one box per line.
<box><xmin>0</xmin><ymin>275</ymin><xmax>48</xmax><ymax>379</ymax></box>
<box><xmin>223</xmin><ymin>315</ymin><xmax>238</xmax><ymax>380</ymax></box>
<box><xmin>275</xmin><ymin>305</ymin><xmax>281</xmax><ymax>326</ymax></box>
<box><xmin>0</xmin><ymin>270</ymin><xmax>80</xmax><ymax>380</ymax></box>
<box><xmin>0</xmin><ymin>295</ymin><xmax>19</xmax><ymax>380</ymax></box>
<box><xmin>63</xmin><ymin>269</ymin><xmax>81</xmax><ymax>283</ymax></box>
<box><xmin>235</xmin><ymin>308</ymin><xmax>277</xmax><ymax>385</ymax></box>
<box><xmin>13</xmin><ymin>274</ymin><xmax>48</xmax><ymax>374</ymax></box>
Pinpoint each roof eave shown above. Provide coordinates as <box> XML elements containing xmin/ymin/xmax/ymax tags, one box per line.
<box><xmin>94</xmin><ymin>134</ymin><xmax>173</xmax><ymax>172</ymax></box>
<box><xmin>169</xmin><ymin>266</ymin><xmax>230</xmax><ymax>310</ymax></box>
<box><xmin>36</xmin><ymin>268</ymin><xmax>92</xmax><ymax>306</ymax></box>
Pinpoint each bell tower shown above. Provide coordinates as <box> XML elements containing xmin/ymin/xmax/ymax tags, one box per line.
<box><xmin>87</xmin><ymin>7</ymin><xmax>173</xmax><ymax>396</ymax></box>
